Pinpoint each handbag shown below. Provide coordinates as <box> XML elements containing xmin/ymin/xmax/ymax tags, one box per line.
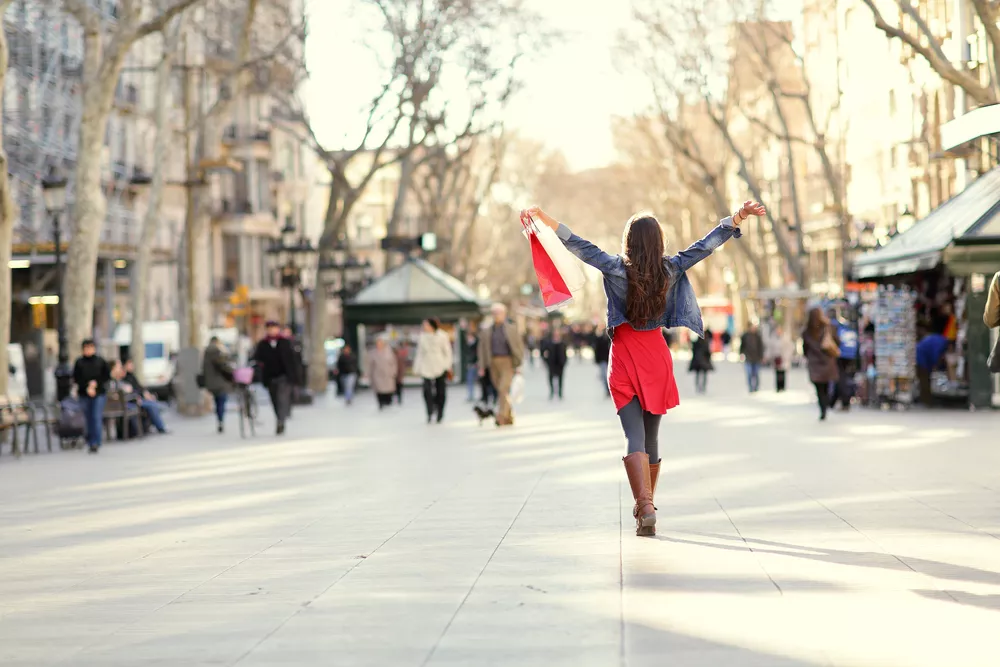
<box><xmin>820</xmin><ymin>331</ymin><xmax>839</xmax><ymax>358</ymax></box>
<box><xmin>988</xmin><ymin>332</ymin><xmax>1000</xmax><ymax>373</ymax></box>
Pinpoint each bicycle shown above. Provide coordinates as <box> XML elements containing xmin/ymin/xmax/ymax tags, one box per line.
<box><xmin>232</xmin><ymin>365</ymin><xmax>258</xmax><ymax>438</ymax></box>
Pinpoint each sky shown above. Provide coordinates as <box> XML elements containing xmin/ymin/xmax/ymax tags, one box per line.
<box><xmin>302</xmin><ymin>0</ymin><xmax>648</xmax><ymax>171</ymax></box>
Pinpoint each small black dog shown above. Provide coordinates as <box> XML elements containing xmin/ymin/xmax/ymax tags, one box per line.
<box><xmin>473</xmin><ymin>405</ymin><xmax>495</xmax><ymax>426</ymax></box>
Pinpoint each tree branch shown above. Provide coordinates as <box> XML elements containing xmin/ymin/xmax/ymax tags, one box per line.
<box><xmin>860</xmin><ymin>0</ymin><xmax>994</xmax><ymax>105</ymax></box>
<box><xmin>134</xmin><ymin>0</ymin><xmax>206</xmax><ymax>41</ymax></box>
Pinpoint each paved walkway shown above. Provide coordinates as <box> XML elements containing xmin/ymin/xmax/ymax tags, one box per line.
<box><xmin>0</xmin><ymin>361</ymin><xmax>998</xmax><ymax>666</ymax></box>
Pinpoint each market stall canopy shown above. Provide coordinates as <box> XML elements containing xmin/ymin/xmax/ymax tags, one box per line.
<box><xmin>940</xmin><ymin>104</ymin><xmax>1000</xmax><ymax>157</ymax></box>
<box><xmin>943</xmin><ymin>197</ymin><xmax>1000</xmax><ymax>274</ymax></box>
<box><xmin>344</xmin><ymin>257</ymin><xmax>488</xmax><ymax>325</ymax></box>
<box><xmin>852</xmin><ymin>167</ymin><xmax>1000</xmax><ymax>279</ymax></box>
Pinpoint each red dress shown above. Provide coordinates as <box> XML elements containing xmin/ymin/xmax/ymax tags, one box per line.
<box><xmin>607</xmin><ymin>323</ymin><xmax>680</xmax><ymax>414</ymax></box>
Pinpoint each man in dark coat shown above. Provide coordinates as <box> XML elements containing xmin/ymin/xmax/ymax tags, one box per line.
<box><xmin>542</xmin><ymin>328</ymin><xmax>569</xmax><ymax>399</ymax></box>
<box><xmin>253</xmin><ymin>321</ymin><xmax>297</xmax><ymax>434</ymax></box>
<box><xmin>592</xmin><ymin>326</ymin><xmax>611</xmax><ymax>397</ymax></box>
<box><xmin>740</xmin><ymin>324</ymin><xmax>765</xmax><ymax>393</ymax></box>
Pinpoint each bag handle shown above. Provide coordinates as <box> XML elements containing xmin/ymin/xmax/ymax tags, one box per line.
<box><xmin>519</xmin><ymin>210</ymin><xmax>539</xmax><ymax>235</ymax></box>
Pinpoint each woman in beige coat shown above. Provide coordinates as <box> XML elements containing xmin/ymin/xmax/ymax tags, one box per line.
<box><xmin>368</xmin><ymin>337</ymin><xmax>399</xmax><ymax>409</ymax></box>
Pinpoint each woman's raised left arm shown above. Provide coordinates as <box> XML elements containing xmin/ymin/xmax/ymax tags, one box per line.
<box><xmin>667</xmin><ymin>200</ymin><xmax>765</xmax><ymax>273</ymax></box>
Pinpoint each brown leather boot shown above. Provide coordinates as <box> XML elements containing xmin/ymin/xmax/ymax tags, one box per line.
<box><xmin>649</xmin><ymin>460</ymin><xmax>661</xmax><ymax>510</ymax></box>
<box><xmin>623</xmin><ymin>452</ymin><xmax>656</xmax><ymax>536</ymax></box>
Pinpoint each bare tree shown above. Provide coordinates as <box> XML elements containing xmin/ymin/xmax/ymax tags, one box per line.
<box><xmin>0</xmin><ymin>0</ymin><xmax>18</xmax><ymax>395</ymax></box>
<box><xmin>860</xmin><ymin>0</ymin><xmax>998</xmax><ymax>106</ymax></box>
<box><xmin>279</xmin><ymin>0</ymin><xmax>540</xmax><ymax>393</ymax></box>
<box><xmin>630</xmin><ymin>0</ymin><xmax>807</xmax><ymax>286</ymax></box>
<box><xmin>61</xmin><ymin>0</ymin><xmax>204</xmax><ymax>358</ymax></box>
<box><xmin>129</xmin><ymin>13</ymin><xmax>185</xmax><ymax>383</ymax></box>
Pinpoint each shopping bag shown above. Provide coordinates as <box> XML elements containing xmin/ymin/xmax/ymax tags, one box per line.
<box><xmin>508</xmin><ymin>372</ymin><xmax>525</xmax><ymax>405</ymax></box>
<box><xmin>522</xmin><ymin>214</ymin><xmax>587</xmax><ymax>295</ymax></box>
<box><xmin>520</xmin><ymin>212</ymin><xmax>573</xmax><ymax>311</ymax></box>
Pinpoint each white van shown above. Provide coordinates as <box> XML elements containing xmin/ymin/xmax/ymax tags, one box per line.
<box><xmin>114</xmin><ymin>321</ymin><xmax>181</xmax><ymax>400</ymax></box>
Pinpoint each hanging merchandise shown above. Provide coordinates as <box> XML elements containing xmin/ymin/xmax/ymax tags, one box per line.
<box><xmin>874</xmin><ymin>285</ymin><xmax>916</xmax><ymax>407</ymax></box>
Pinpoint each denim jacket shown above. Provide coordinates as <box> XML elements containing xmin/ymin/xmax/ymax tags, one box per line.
<box><xmin>555</xmin><ymin>218</ymin><xmax>741</xmax><ymax>336</ymax></box>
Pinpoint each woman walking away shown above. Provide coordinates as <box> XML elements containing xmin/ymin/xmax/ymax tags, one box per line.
<box><xmin>524</xmin><ymin>200</ymin><xmax>765</xmax><ymax>537</ymax></box>
<box><xmin>542</xmin><ymin>328</ymin><xmax>568</xmax><ymax>399</ymax></box>
<box><xmin>802</xmin><ymin>308</ymin><xmax>840</xmax><ymax>420</ymax></box>
<box><xmin>368</xmin><ymin>337</ymin><xmax>398</xmax><ymax>409</ymax></box>
<box><xmin>413</xmin><ymin>318</ymin><xmax>453</xmax><ymax>423</ymax></box>
<box><xmin>689</xmin><ymin>332</ymin><xmax>713</xmax><ymax>394</ymax></box>
<box><xmin>203</xmin><ymin>336</ymin><xmax>234</xmax><ymax>433</ymax></box>
<box><xmin>336</xmin><ymin>344</ymin><xmax>359</xmax><ymax>406</ymax></box>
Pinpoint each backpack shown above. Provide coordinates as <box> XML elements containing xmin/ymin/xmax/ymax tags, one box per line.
<box><xmin>58</xmin><ymin>397</ymin><xmax>87</xmax><ymax>438</ymax></box>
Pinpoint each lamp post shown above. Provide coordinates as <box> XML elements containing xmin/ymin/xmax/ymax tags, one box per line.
<box><xmin>318</xmin><ymin>241</ymin><xmax>374</xmax><ymax>338</ymax></box>
<box><xmin>265</xmin><ymin>218</ymin><xmax>317</xmax><ymax>336</ymax></box>
<box><xmin>41</xmin><ymin>168</ymin><xmax>70</xmax><ymax>401</ymax></box>
<box><xmin>897</xmin><ymin>206</ymin><xmax>916</xmax><ymax>236</ymax></box>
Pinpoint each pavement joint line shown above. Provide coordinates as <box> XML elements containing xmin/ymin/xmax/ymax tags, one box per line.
<box><xmin>618</xmin><ymin>478</ymin><xmax>625</xmax><ymax>667</ymax></box>
<box><xmin>712</xmin><ymin>497</ymin><xmax>784</xmax><ymax>596</ymax></box>
<box><xmin>230</xmin><ymin>466</ymin><xmax>477</xmax><ymax>666</ymax></box>
<box><xmin>420</xmin><ymin>470</ymin><xmax>548</xmax><ymax>667</ymax></box>
<box><xmin>790</xmin><ymin>483</ymin><xmax>964</xmax><ymax>606</ymax></box>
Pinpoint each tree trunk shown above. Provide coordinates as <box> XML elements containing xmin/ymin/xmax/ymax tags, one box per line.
<box><xmin>131</xmin><ymin>23</ymin><xmax>180</xmax><ymax>381</ymax></box>
<box><xmin>64</xmin><ymin>38</ymin><xmax>127</xmax><ymax>356</ymax></box>
<box><xmin>0</xmin><ymin>4</ymin><xmax>15</xmax><ymax>396</ymax></box>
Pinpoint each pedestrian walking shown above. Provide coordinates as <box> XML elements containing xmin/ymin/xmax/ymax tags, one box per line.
<box><xmin>802</xmin><ymin>308</ymin><xmax>841</xmax><ymax>421</ymax></box>
<box><xmin>524</xmin><ymin>199</ymin><xmax>764</xmax><ymax>537</ymax></box>
<box><xmin>984</xmin><ymin>271</ymin><xmax>1000</xmax><ymax>328</ymax></box>
<box><xmin>721</xmin><ymin>330</ymin><xmax>732</xmax><ymax>355</ymax></box>
<box><xmin>368</xmin><ymin>336</ymin><xmax>399</xmax><ymax>409</ymax></box>
<box><xmin>413</xmin><ymin>318</ymin><xmax>453</xmax><ymax>423</ymax></box>
<box><xmin>252</xmin><ymin>320</ymin><xmax>297</xmax><ymax>435</ymax></box>
<box><xmin>202</xmin><ymin>336</ymin><xmax>234</xmax><ymax>433</ymax></box>
<box><xmin>915</xmin><ymin>326</ymin><xmax>951</xmax><ymax>407</ymax></box>
<box><xmin>525</xmin><ymin>332</ymin><xmax>537</xmax><ymax>368</ymax></box>
<box><xmin>281</xmin><ymin>325</ymin><xmax>303</xmax><ymax>415</ymax></box>
<box><xmin>593</xmin><ymin>326</ymin><xmax>611</xmax><ymax>397</ymax></box>
<box><xmin>542</xmin><ymin>328</ymin><xmax>568</xmax><ymax>399</ymax></box>
<box><xmin>72</xmin><ymin>339</ymin><xmax>111</xmax><ymax>453</ymax></box>
<box><xmin>394</xmin><ymin>341</ymin><xmax>409</xmax><ymax>404</ymax></box>
<box><xmin>335</xmin><ymin>344</ymin><xmax>359</xmax><ymax>406</ymax></box>
<box><xmin>478</xmin><ymin>303</ymin><xmax>524</xmax><ymax>427</ymax></box>
<box><xmin>464</xmin><ymin>331</ymin><xmax>479</xmax><ymax>402</ymax></box>
<box><xmin>689</xmin><ymin>332</ymin><xmax>713</xmax><ymax>394</ymax></box>
<box><xmin>740</xmin><ymin>323</ymin><xmax>765</xmax><ymax>393</ymax></box>
<box><xmin>829</xmin><ymin>311</ymin><xmax>859</xmax><ymax>410</ymax></box>
<box><xmin>766</xmin><ymin>325</ymin><xmax>793</xmax><ymax>392</ymax></box>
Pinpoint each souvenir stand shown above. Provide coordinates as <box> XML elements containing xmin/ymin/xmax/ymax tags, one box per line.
<box><xmin>873</xmin><ymin>285</ymin><xmax>917</xmax><ymax>408</ymax></box>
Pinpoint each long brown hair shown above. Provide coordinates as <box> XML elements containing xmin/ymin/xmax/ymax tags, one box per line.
<box><xmin>622</xmin><ymin>213</ymin><xmax>671</xmax><ymax>327</ymax></box>
<box><xmin>804</xmin><ymin>307</ymin><xmax>828</xmax><ymax>338</ymax></box>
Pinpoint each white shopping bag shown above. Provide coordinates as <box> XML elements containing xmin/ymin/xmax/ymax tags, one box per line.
<box><xmin>521</xmin><ymin>215</ymin><xmax>587</xmax><ymax>296</ymax></box>
<box><xmin>508</xmin><ymin>372</ymin><xmax>525</xmax><ymax>405</ymax></box>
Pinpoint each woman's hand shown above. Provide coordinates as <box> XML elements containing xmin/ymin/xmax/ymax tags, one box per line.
<box><xmin>733</xmin><ymin>200</ymin><xmax>766</xmax><ymax>225</ymax></box>
<box><xmin>522</xmin><ymin>206</ymin><xmax>559</xmax><ymax>232</ymax></box>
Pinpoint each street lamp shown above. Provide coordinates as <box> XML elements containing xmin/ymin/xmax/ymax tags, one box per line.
<box><xmin>897</xmin><ymin>206</ymin><xmax>916</xmax><ymax>235</ymax></box>
<box><xmin>318</xmin><ymin>241</ymin><xmax>374</xmax><ymax>337</ymax></box>
<box><xmin>265</xmin><ymin>218</ymin><xmax>317</xmax><ymax>336</ymax></box>
<box><xmin>41</xmin><ymin>167</ymin><xmax>70</xmax><ymax>401</ymax></box>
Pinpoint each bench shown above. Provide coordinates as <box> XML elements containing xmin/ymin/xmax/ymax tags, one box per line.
<box><xmin>102</xmin><ymin>391</ymin><xmax>144</xmax><ymax>441</ymax></box>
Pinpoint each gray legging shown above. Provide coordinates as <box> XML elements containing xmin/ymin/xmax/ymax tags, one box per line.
<box><xmin>618</xmin><ymin>396</ymin><xmax>661</xmax><ymax>462</ymax></box>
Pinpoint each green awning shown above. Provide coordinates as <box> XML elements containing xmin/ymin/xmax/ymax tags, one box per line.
<box><xmin>852</xmin><ymin>167</ymin><xmax>1000</xmax><ymax>279</ymax></box>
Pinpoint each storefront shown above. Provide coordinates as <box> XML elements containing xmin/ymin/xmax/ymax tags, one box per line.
<box><xmin>851</xmin><ymin>166</ymin><xmax>1000</xmax><ymax>409</ymax></box>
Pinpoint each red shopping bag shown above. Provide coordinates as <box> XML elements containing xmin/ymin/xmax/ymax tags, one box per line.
<box><xmin>521</xmin><ymin>211</ymin><xmax>573</xmax><ymax>311</ymax></box>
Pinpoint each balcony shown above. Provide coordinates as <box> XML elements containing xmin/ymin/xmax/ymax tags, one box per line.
<box><xmin>220</xmin><ymin>126</ymin><xmax>272</xmax><ymax>160</ymax></box>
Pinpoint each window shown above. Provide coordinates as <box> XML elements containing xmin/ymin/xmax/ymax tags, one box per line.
<box><xmin>222</xmin><ymin>233</ymin><xmax>240</xmax><ymax>286</ymax></box>
<box><xmin>255</xmin><ymin>159</ymin><xmax>270</xmax><ymax>212</ymax></box>
<box><xmin>888</xmin><ymin>89</ymin><xmax>896</xmax><ymax>115</ymax></box>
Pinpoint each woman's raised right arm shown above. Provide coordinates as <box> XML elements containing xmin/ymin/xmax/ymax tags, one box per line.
<box><xmin>523</xmin><ymin>206</ymin><xmax>619</xmax><ymax>274</ymax></box>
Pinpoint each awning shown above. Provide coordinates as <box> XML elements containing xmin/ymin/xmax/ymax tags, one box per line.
<box><xmin>942</xmin><ymin>198</ymin><xmax>1000</xmax><ymax>274</ymax></box>
<box><xmin>941</xmin><ymin>104</ymin><xmax>1000</xmax><ymax>157</ymax></box>
<box><xmin>344</xmin><ymin>257</ymin><xmax>487</xmax><ymax>325</ymax></box>
<box><xmin>852</xmin><ymin>167</ymin><xmax>1000</xmax><ymax>279</ymax></box>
